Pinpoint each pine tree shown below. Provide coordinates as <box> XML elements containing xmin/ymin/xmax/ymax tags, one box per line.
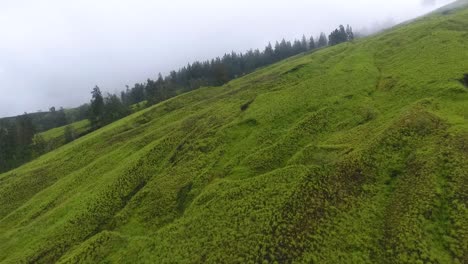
<box><xmin>309</xmin><ymin>36</ymin><xmax>316</xmax><ymax>50</ymax></box>
<box><xmin>329</xmin><ymin>25</ymin><xmax>352</xmax><ymax>46</ymax></box>
<box><xmin>346</xmin><ymin>25</ymin><xmax>354</xmax><ymax>41</ymax></box>
<box><xmin>318</xmin><ymin>32</ymin><xmax>328</xmax><ymax>48</ymax></box>
<box><xmin>293</xmin><ymin>39</ymin><xmax>303</xmax><ymax>54</ymax></box>
<box><xmin>89</xmin><ymin>86</ymin><xmax>104</xmax><ymax>129</ymax></box>
<box><xmin>145</xmin><ymin>78</ymin><xmax>158</xmax><ymax>105</ymax></box>
<box><xmin>328</xmin><ymin>29</ymin><xmax>339</xmax><ymax>45</ymax></box>
<box><xmin>301</xmin><ymin>35</ymin><xmax>308</xmax><ymax>51</ymax></box>
<box><xmin>264</xmin><ymin>42</ymin><xmax>275</xmax><ymax>64</ymax></box>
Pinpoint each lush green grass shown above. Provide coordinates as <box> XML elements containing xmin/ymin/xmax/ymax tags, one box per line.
<box><xmin>35</xmin><ymin>119</ymin><xmax>91</xmax><ymax>152</ymax></box>
<box><xmin>1</xmin><ymin>2</ymin><xmax>467</xmax><ymax>263</ymax></box>
<box><xmin>130</xmin><ymin>101</ymin><xmax>148</xmax><ymax>113</ymax></box>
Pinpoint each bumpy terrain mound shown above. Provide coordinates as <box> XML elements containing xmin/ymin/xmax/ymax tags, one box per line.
<box><xmin>1</xmin><ymin>2</ymin><xmax>467</xmax><ymax>263</ymax></box>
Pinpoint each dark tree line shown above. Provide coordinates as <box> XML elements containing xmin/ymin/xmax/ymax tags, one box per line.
<box><xmin>107</xmin><ymin>26</ymin><xmax>353</xmax><ymax>116</ymax></box>
<box><xmin>120</xmin><ymin>38</ymin><xmax>310</xmax><ymax>106</ymax></box>
<box><xmin>0</xmin><ymin>25</ymin><xmax>354</xmax><ymax>173</ymax></box>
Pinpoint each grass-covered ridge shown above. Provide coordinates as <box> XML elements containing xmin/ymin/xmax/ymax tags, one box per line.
<box><xmin>1</xmin><ymin>2</ymin><xmax>467</xmax><ymax>263</ymax></box>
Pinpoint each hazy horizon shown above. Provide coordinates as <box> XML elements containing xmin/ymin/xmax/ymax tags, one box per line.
<box><xmin>0</xmin><ymin>0</ymin><xmax>454</xmax><ymax>117</ymax></box>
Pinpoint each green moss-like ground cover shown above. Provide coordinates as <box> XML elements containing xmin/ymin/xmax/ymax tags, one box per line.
<box><xmin>1</xmin><ymin>2</ymin><xmax>467</xmax><ymax>263</ymax></box>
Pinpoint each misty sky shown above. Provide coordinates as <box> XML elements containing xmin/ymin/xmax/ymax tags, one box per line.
<box><xmin>0</xmin><ymin>0</ymin><xmax>454</xmax><ymax>117</ymax></box>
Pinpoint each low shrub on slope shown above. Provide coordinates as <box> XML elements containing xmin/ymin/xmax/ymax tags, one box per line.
<box><xmin>0</xmin><ymin>2</ymin><xmax>467</xmax><ymax>263</ymax></box>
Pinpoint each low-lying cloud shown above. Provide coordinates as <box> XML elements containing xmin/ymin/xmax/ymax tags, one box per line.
<box><xmin>422</xmin><ymin>0</ymin><xmax>437</xmax><ymax>6</ymax></box>
<box><xmin>0</xmin><ymin>0</ymin><xmax>455</xmax><ymax>117</ymax></box>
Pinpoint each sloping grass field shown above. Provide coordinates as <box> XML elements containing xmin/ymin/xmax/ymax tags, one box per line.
<box><xmin>36</xmin><ymin>120</ymin><xmax>91</xmax><ymax>151</ymax></box>
<box><xmin>0</xmin><ymin>3</ymin><xmax>467</xmax><ymax>263</ymax></box>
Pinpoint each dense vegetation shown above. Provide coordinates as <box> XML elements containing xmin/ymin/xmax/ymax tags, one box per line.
<box><xmin>1</xmin><ymin>2</ymin><xmax>468</xmax><ymax>263</ymax></box>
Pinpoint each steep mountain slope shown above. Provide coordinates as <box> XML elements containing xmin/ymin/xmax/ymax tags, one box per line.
<box><xmin>1</xmin><ymin>3</ymin><xmax>467</xmax><ymax>263</ymax></box>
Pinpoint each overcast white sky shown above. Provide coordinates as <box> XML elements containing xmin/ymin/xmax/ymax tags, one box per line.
<box><xmin>0</xmin><ymin>0</ymin><xmax>454</xmax><ymax>117</ymax></box>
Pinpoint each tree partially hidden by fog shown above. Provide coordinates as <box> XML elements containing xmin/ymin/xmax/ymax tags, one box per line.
<box><xmin>329</xmin><ymin>25</ymin><xmax>354</xmax><ymax>46</ymax></box>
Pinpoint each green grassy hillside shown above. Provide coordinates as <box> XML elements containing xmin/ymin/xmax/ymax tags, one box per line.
<box><xmin>35</xmin><ymin>120</ymin><xmax>91</xmax><ymax>152</ymax></box>
<box><xmin>1</xmin><ymin>3</ymin><xmax>467</xmax><ymax>263</ymax></box>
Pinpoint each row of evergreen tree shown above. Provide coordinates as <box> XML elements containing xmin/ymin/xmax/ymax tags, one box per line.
<box><xmin>88</xmin><ymin>25</ymin><xmax>354</xmax><ymax>128</ymax></box>
<box><xmin>118</xmin><ymin>32</ymin><xmax>332</xmax><ymax>107</ymax></box>
<box><xmin>0</xmin><ymin>25</ymin><xmax>354</xmax><ymax>172</ymax></box>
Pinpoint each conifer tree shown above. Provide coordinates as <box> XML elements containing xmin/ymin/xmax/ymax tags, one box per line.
<box><xmin>346</xmin><ymin>24</ymin><xmax>354</xmax><ymax>40</ymax></box>
<box><xmin>329</xmin><ymin>25</ymin><xmax>350</xmax><ymax>46</ymax></box>
<box><xmin>293</xmin><ymin>39</ymin><xmax>303</xmax><ymax>54</ymax></box>
<box><xmin>318</xmin><ymin>32</ymin><xmax>328</xmax><ymax>47</ymax></box>
<box><xmin>309</xmin><ymin>36</ymin><xmax>316</xmax><ymax>50</ymax></box>
<box><xmin>89</xmin><ymin>86</ymin><xmax>104</xmax><ymax>129</ymax></box>
<box><xmin>301</xmin><ymin>35</ymin><xmax>308</xmax><ymax>51</ymax></box>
